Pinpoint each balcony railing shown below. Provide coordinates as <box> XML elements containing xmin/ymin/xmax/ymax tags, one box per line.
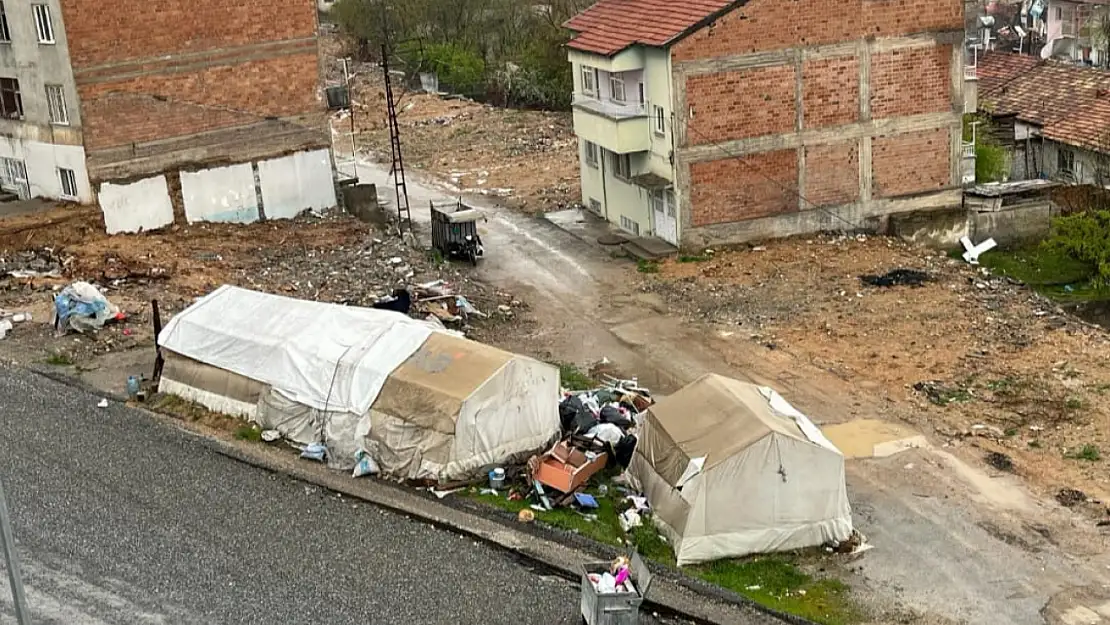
<box><xmin>964</xmin><ymin>65</ymin><xmax>977</xmax><ymax>80</ymax></box>
<box><xmin>572</xmin><ymin>93</ymin><xmax>646</xmax><ymax>119</ymax></box>
<box><xmin>962</xmin><ymin>141</ymin><xmax>976</xmax><ymax>159</ymax></box>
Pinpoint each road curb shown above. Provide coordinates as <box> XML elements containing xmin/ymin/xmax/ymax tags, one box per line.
<box><xmin>29</xmin><ymin>366</ymin><xmax>817</xmax><ymax>625</ymax></box>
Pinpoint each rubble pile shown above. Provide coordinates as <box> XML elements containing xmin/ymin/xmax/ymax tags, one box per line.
<box><xmin>331</xmin><ymin>35</ymin><xmax>579</xmax><ymax>214</ymax></box>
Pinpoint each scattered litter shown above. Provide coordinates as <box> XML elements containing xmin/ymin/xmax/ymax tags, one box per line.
<box><xmin>0</xmin><ymin>319</ymin><xmax>11</xmax><ymax>340</ymax></box>
<box><xmin>352</xmin><ymin>450</ymin><xmax>380</xmax><ymax>477</ymax></box>
<box><xmin>53</xmin><ymin>281</ymin><xmax>120</xmax><ymax>335</ymax></box>
<box><xmin>517</xmin><ymin>509</ymin><xmax>535</xmax><ymax>523</ymax></box>
<box><xmin>859</xmin><ymin>269</ymin><xmax>930</xmax><ymax>288</ymax></box>
<box><xmin>479</xmin><ymin>488</ymin><xmax>499</xmax><ymax>496</ymax></box>
<box><xmin>960</xmin><ymin>236</ymin><xmax>997</xmax><ymax>265</ymax></box>
<box><xmin>618</xmin><ymin>509</ymin><xmax>643</xmax><ymax>532</ymax></box>
<box><xmin>488</xmin><ymin>467</ymin><xmax>506</xmax><ymax>490</ymax></box>
<box><xmin>574</xmin><ymin>493</ymin><xmax>599</xmax><ymax>509</ymax></box>
<box><xmin>261</xmin><ymin>430</ymin><xmax>281</xmax><ymax>442</ymax></box>
<box><xmin>97</xmin><ymin>398</ymin><xmax>109</xmax><ymax>409</ymax></box>
<box><xmin>300</xmin><ymin>442</ymin><xmax>327</xmax><ymax>463</ymax></box>
<box><xmin>430</xmin><ymin>487</ymin><xmax>464</xmax><ymax>499</ymax></box>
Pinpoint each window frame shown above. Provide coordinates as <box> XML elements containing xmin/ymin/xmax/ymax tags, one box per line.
<box><xmin>0</xmin><ymin>77</ymin><xmax>23</xmax><ymax>119</ymax></box>
<box><xmin>609</xmin><ymin>151</ymin><xmax>631</xmax><ymax>181</ymax></box>
<box><xmin>58</xmin><ymin>167</ymin><xmax>78</xmax><ymax>199</ymax></box>
<box><xmin>584</xmin><ymin>140</ymin><xmax>598</xmax><ymax>168</ymax></box>
<box><xmin>1058</xmin><ymin>148</ymin><xmax>1076</xmax><ymax>176</ymax></box>
<box><xmin>654</xmin><ymin>105</ymin><xmax>665</xmax><ymax>135</ymax></box>
<box><xmin>0</xmin><ymin>3</ymin><xmax>11</xmax><ymax>43</ymax></box>
<box><xmin>609</xmin><ymin>73</ymin><xmax>626</xmax><ymax>104</ymax></box>
<box><xmin>46</xmin><ymin>84</ymin><xmax>68</xmax><ymax>125</ymax></box>
<box><xmin>33</xmin><ymin>4</ymin><xmax>55</xmax><ymax>44</ymax></box>
<box><xmin>580</xmin><ymin>65</ymin><xmax>597</xmax><ymax>96</ymax></box>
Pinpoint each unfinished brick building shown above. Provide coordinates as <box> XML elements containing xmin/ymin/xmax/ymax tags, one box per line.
<box><xmin>566</xmin><ymin>0</ymin><xmax>965</xmax><ymax>249</ymax></box>
<box><xmin>0</xmin><ymin>0</ymin><xmax>334</xmax><ymax>232</ymax></box>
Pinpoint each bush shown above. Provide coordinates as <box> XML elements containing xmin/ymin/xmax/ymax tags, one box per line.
<box><xmin>1044</xmin><ymin>210</ymin><xmax>1110</xmax><ymax>285</ymax></box>
<box><xmin>423</xmin><ymin>43</ymin><xmax>487</xmax><ymax>96</ymax></box>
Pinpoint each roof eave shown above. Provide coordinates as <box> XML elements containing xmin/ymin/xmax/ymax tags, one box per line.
<box><xmin>664</xmin><ymin>0</ymin><xmax>749</xmax><ymax>50</ymax></box>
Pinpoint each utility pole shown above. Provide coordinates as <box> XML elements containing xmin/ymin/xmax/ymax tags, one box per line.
<box><xmin>0</xmin><ymin>480</ymin><xmax>30</xmax><ymax>625</ymax></box>
<box><xmin>381</xmin><ymin>43</ymin><xmax>411</xmax><ymax>235</ymax></box>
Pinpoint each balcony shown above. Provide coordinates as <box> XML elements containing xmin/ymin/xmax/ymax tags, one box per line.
<box><xmin>572</xmin><ymin>93</ymin><xmax>650</xmax><ymax>154</ymax></box>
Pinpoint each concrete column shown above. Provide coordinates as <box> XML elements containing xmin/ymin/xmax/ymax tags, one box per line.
<box><xmin>858</xmin><ymin>39</ymin><xmax>871</xmax><ymax>123</ymax></box>
<box><xmin>859</xmin><ymin>137</ymin><xmax>873</xmax><ymax>202</ymax></box>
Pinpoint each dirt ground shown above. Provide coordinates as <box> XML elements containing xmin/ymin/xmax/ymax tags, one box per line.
<box><xmin>644</xmin><ymin>236</ymin><xmax>1110</xmax><ymax>513</ymax></box>
<box><xmin>323</xmin><ymin>34</ymin><xmax>580</xmax><ymax>214</ymax></box>
<box><xmin>0</xmin><ymin>204</ymin><xmax>527</xmax><ymax>386</ymax></box>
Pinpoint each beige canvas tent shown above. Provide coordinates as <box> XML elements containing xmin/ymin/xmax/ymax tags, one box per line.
<box><xmin>629</xmin><ymin>374</ymin><xmax>852</xmax><ymax>565</ymax></box>
<box><xmin>157</xmin><ymin>285</ymin><xmax>560</xmax><ymax>482</ymax></box>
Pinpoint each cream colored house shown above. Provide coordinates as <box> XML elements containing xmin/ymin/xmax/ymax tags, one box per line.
<box><xmin>569</xmin><ymin>45</ymin><xmax>679</xmax><ymax>246</ymax></box>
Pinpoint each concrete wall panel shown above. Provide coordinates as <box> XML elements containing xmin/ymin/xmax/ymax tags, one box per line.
<box><xmin>257</xmin><ymin>149</ymin><xmax>337</xmax><ymax>219</ymax></box>
<box><xmin>181</xmin><ymin>163</ymin><xmax>259</xmax><ymax>224</ymax></box>
<box><xmin>98</xmin><ymin>176</ymin><xmax>175</xmax><ymax>234</ymax></box>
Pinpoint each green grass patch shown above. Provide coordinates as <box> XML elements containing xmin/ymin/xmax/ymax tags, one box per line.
<box><xmin>556</xmin><ymin>362</ymin><xmax>596</xmax><ymax>391</ymax></box>
<box><xmin>1065</xmin><ymin>396</ymin><xmax>1086</xmax><ymax>411</ymax></box>
<box><xmin>45</xmin><ymin>352</ymin><xmax>73</xmax><ymax>366</ymax></box>
<box><xmin>1028</xmin><ymin>439</ymin><xmax>1043</xmax><ymax>449</ymax></box>
<box><xmin>637</xmin><ymin>259</ymin><xmax>659</xmax><ymax>273</ymax></box>
<box><xmin>1066</xmin><ymin>443</ymin><xmax>1102</xmax><ymax>462</ymax></box>
<box><xmin>234</xmin><ymin>424</ymin><xmax>262</xmax><ymax>442</ymax></box>
<box><xmin>978</xmin><ymin>245</ymin><xmax>1110</xmax><ymax>303</ymax></box>
<box><xmin>692</xmin><ymin>557</ymin><xmax>860</xmax><ymax>625</ymax></box>
<box><xmin>466</xmin><ymin>482</ymin><xmax>859</xmax><ymax>625</ymax></box>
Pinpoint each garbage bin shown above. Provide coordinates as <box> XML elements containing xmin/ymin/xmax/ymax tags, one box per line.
<box><xmin>578</xmin><ymin>552</ymin><xmax>653</xmax><ymax>625</ymax></box>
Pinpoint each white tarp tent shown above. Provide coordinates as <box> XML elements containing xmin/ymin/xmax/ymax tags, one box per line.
<box><xmin>157</xmin><ymin>285</ymin><xmax>560</xmax><ymax>481</ymax></box>
<box><xmin>629</xmin><ymin>373</ymin><xmax>852</xmax><ymax>566</ymax></box>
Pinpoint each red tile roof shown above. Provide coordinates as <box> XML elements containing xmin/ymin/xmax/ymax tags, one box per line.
<box><xmin>975</xmin><ymin>52</ymin><xmax>1040</xmax><ymax>96</ymax></box>
<box><xmin>564</xmin><ymin>0</ymin><xmax>736</xmax><ymax>56</ymax></box>
<box><xmin>978</xmin><ymin>52</ymin><xmax>1110</xmax><ymax>150</ymax></box>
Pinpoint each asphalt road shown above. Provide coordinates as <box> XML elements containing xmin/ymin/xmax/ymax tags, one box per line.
<box><xmin>0</xmin><ymin>366</ymin><xmax>679</xmax><ymax>625</ymax></box>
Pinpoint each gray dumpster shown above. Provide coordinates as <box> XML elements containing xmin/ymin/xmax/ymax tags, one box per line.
<box><xmin>578</xmin><ymin>552</ymin><xmax>654</xmax><ymax>625</ymax></box>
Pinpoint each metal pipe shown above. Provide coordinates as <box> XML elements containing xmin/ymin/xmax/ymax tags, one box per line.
<box><xmin>0</xmin><ymin>479</ymin><xmax>30</xmax><ymax>624</ymax></box>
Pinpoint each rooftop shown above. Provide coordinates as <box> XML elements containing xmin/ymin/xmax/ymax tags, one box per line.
<box><xmin>563</xmin><ymin>0</ymin><xmax>734</xmax><ymax>56</ymax></box>
<box><xmin>978</xmin><ymin>52</ymin><xmax>1110</xmax><ymax>151</ymax></box>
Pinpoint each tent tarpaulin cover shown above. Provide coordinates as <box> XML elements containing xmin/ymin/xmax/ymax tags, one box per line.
<box><xmin>157</xmin><ymin>285</ymin><xmax>561</xmax><ymax>481</ymax></box>
<box><xmin>629</xmin><ymin>373</ymin><xmax>852</xmax><ymax>565</ymax></box>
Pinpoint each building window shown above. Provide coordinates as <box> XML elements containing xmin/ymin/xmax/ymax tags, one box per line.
<box><xmin>0</xmin><ymin>3</ymin><xmax>11</xmax><ymax>43</ymax></box>
<box><xmin>46</xmin><ymin>84</ymin><xmax>68</xmax><ymax>125</ymax></box>
<box><xmin>588</xmin><ymin>198</ymin><xmax>602</xmax><ymax>214</ymax></box>
<box><xmin>58</xmin><ymin>167</ymin><xmax>78</xmax><ymax>198</ymax></box>
<box><xmin>610</xmin><ymin>73</ymin><xmax>626</xmax><ymax>103</ymax></box>
<box><xmin>619</xmin><ymin>215</ymin><xmax>640</xmax><ymax>236</ymax></box>
<box><xmin>0</xmin><ymin>78</ymin><xmax>22</xmax><ymax>119</ymax></box>
<box><xmin>33</xmin><ymin>4</ymin><xmax>54</xmax><ymax>43</ymax></box>
<box><xmin>666</xmin><ymin>189</ymin><xmax>676</xmax><ymax>217</ymax></box>
<box><xmin>650</xmin><ymin>189</ymin><xmax>664</xmax><ymax>214</ymax></box>
<box><xmin>1058</xmin><ymin>148</ymin><xmax>1076</xmax><ymax>178</ymax></box>
<box><xmin>580</xmin><ymin>65</ymin><xmax>596</xmax><ymax>96</ymax></box>
<box><xmin>654</xmin><ymin>105</ymin><xmax>665</xmax><ymax>135</ymax></box>
<box><xmin>610</xmin><ymin>151</ymin><xmax>631</xmax><ymax>180</ymax></box>
<box><xmin>584</xmin><ymin>141</ymin><xmax>598</xmax><ymax>168</ymax></box>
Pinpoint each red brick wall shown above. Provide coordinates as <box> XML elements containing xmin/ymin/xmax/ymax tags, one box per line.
<box><xmin>805</xmin><ymin>143</ymin><xmax>859</xmax><ymax>207</ymax></box>
<box><xmin>80</xmin><ymin>53</ymin><xmax>320</xmax><ymax>151</ymax></box>
<box><xmin>59</xmin><ymin>0</ymin><xmax>317</xmax><ymax>67</ymax></box>
<box><xmin>689</xmin><ymin>150</ymin><xmax>798</xmax><ymax>225</ymax></box>
<box><xmin>872</xmin><ymin>128</ymin><xmax>951</xmax><ymax>197</ymax></box>
<box><xmin>802</xmin><ymin>57</ymin><xmax>859</xmax><ymax>129</ymax></box>
<box><xmin>671</xmin><ymin>0</ymin><xmax>962</xmax><ymax>61</ymax></box>
<box><xmin>59</xmin><ymin>0</ymin><xmax>322</xmax><ymax>155</ymax></box>
<box><xmin>870</xmin><ymin>46</ymin><xmax>953</xmax><ymax>119</ymax></box>
<box><xmin>686</xmin><ymin>66</ymin><xmax>796</xmax><ymax>144</ymax></box>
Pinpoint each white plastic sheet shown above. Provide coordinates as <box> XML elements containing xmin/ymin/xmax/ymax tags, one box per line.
<box><xmin>158</xmin><ymin>285</ymin><xmax>442</xmax><ymax>415</ymax></box>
